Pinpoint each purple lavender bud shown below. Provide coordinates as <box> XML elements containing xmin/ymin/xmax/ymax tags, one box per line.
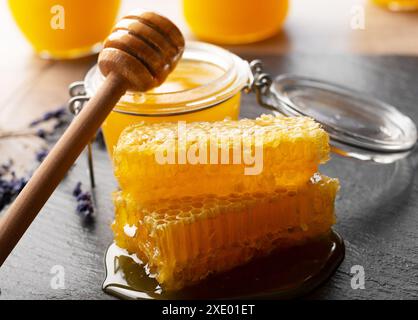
<box><xmin>76</xmin><ymin>192</ymin><xmax>91</xmax><ymax>201</ymax></box>
<box><xmin>72</xmin><ymin>182</ymin><xmax>94</xmax><ymax>220</ymax></box>
<box><xmin>76</xmin><ymin>202</ymin><xmax>89</xmax><ymax>212</ymax></box>
<box><xmin>76</xmin><ymin>201</ymin><xmax>93</xmax><ymax>214</ymax></box>
<box><xmin>1</xmin><ymin>160</ymin><xmax>13</xmax><ymax>176</ymax></box>
<box><xmin>29</xmin><ymin>119</ymin><xmax>42</xmax><ymax>127</ymax></box>
<box><xmin>36</xmin><ymin>149</ymin><xmax>49</xmax><ymax>163</ymax></box>
<box><xmin>73</xmin><ymin>182</ymin><xmax>82</xmax><ymax>197</ymax></box>
<box><xmin>43</xmin><ymin>111</ymin><xmax>55</xmax><ymax>121</ymax></box>
<box><xmin>0</xmin><ymin>162</ymin><xmax>28</xmax><ymax>211</ymax></box>
<box><xmin>12</xmin><ymin>178</ymin><xmax>27</xmax><ymax>193</ymax></box>
<box><xmin>51</xmin><ymin>107</ymin><xmax>66</xmax><ymax>117</ymax></box>
<box><xmin>53</xmin><ymin>121</ymin><xmax>65</xmax><ymax>130</ymax></box>
<box><xmin>36</xmin><ymin>129</ymin><xmax>47</xmax><ymax>139</ymax></box>
<box><xmin>29</xmin><ymin>107</ymin><xmax>68</xmax><ymax>127</ymax></box>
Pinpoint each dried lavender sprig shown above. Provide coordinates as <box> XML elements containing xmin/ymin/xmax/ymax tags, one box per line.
<box><xmin>36</xmin><ymin>149</ymin><xmax>49</xmax><ymax>163</ymax></box>
<box><xmin>1</xmin><ymin>107</ymin><xmax>70</xmax><ymax>142</ymax></box>
<box><xmin>36</xmin><ymin>129</ymin><xmax>47</xmax><ymax>139</ymax></box>
<box><xmin>72</xmin><ymin>182</ymin><xmax>94</xmax><ymax>220</ymax></box>
<box><xmin>0</xmin><ymin>159</ymin><xmax>13</xmax><ymax>176</ymax></box>
<box><xmin>73</xmin><ymin>182</ymin><xmax>82</xmax><ymax>197</ymax></box>
<box><xmin>0</xmin><ymin>162</ymin><xmax>28</xmax><ymax>211</ymax></box>
<box><xmin>29</xmin><ymin>107</ymin><xmax>68</xmax><ymax>127</ymax></box>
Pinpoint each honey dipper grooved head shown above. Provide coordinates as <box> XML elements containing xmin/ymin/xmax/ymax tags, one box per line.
<box><xmin>99</xmin><ymin>11</ymin><xmax>185</xmax><ymax>92</ymax></box>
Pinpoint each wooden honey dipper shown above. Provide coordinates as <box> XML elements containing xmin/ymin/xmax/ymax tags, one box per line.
<box><xmin>0</xmin><ymin>11</ymin><xmax>185</xmax><ymax>267</ymax></box>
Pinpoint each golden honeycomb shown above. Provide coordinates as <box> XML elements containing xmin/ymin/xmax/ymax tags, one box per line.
<box><xmin>112</xmin><ymin>174</ymin><xmax>339</xmax><ymax>291</ymax></box>
<box><xmin>113</xmin><ymin>114</ymin><xmax>330</xmax><ymax>204</ymax></box>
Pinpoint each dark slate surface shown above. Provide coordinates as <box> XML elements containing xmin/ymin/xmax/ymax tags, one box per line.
<box><xmin>1</xmin><ymin>54</ymin><xmax>418</xmax><ymax>300</ymax></box>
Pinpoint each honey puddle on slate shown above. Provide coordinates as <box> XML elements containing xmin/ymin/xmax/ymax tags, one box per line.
<box><xmin>103</xmin><ymin>230</ymin><xmax>345</xmax><ymax>300</ymax></box>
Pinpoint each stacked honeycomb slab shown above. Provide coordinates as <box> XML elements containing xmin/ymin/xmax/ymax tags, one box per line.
<box><xmin>111</xmin><ymin>114</ymin><xmax>339</xmax><ymax>290</ymax></box>
<box><xmin>113</xmin><ymin>114</ymin><xmax>330</xmax><ymax>203</ymax></box>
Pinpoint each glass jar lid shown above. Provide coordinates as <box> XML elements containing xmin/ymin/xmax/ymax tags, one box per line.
<box><xmin>265</xmin><ymin>74</ymin><xmax>417</xmax><ymax>161</ymax></box>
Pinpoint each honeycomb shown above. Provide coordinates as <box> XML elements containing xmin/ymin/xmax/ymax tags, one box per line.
<box><xmin>113</xmin><ymin>114</ymin><xmax>330</xmax><ymax>204</ymax></box>
<box><xmin>112</xmin><ymin>174</ymin><xmax>339</xmax><ymax>291</ymax></box>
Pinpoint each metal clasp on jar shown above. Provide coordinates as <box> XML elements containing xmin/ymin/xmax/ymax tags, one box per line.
<box><xmin>245</xmin><ymin>60</ymin><xmax>288</xmax><ymax>115</ymax></box>
<box><xmin>69</xmin><ymin>81</ymin><xmax>91</xmax><ymax>115</ymax></box>
<box><xmin>68</xmin><ymin>81</ymin><xmax>96</xmax><ymax>189</ymax></box>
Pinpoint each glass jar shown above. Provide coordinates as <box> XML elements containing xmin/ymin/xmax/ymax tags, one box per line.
<box><xmin>8</xmin><ymin>0</ymin><xmax>121</xmax><ymax>59</ymax></box>
<box><xmin>70</xmin><ymin>42</ymin><xmax>417</xmax><ymax>168</ymax></box>
<box><xmin>372</xmin><ymin>0</ymin><xmax>418</xmax><ymax>11</ymax></box>
<box><xmin>78</xmin><ymin>42</ymin><xmax>251</xmax><ymax>155</ymax></box>
<box><xmin>183</xmin><ymin>0</ymin><xmax>289</xmax><ymax>44</ymax></box>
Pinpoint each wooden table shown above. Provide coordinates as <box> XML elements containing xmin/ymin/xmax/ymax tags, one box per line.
<box><xmin>0</xmin><ymin>0</ymin><xmax>418</xmax><ymax>300</ymax></box>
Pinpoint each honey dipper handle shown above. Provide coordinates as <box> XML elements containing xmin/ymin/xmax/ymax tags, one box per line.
<box><xmin>0</xmin><ymin>72</ymin><xmax>127</xmax><ymax>267</ymax></box>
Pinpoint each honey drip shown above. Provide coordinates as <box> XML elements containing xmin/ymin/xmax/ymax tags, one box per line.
<box><xmin>103</xmin><ymin>230</ymin><xmax>344</xmax><ymax>300</ymax></box>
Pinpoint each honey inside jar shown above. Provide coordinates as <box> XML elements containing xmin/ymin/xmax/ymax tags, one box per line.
<box><xmin>8</xmin><ymin>0</ymin><xmax>121</xmax><ymax>59</ymax></box>
<box><xmin>101</xmin><ymin>60</ymin><xmax>240</xmax><ymax>155</ymax></box>
<box><xmin>371</xmin><ymin>0</ymin><xmax>418</xmax><ymax>11</ymax></box>
<box><xmin>83</xmin><ymin>42</ymin><xmax>251</xmax><ymax>156</ymax></box>
<box><xmin>183</xmin><ymin>0</ymin><xmax>289</xmax><ymax>44</ymax></box>
<box><xmin>149</xmin><ymin>60</ymin><xmax>224</xmax><ymax>94</ymax></box>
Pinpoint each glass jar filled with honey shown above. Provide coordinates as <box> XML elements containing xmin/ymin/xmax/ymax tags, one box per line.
<box><xmin>8</xmin><ymin>0</ymin><xmax>121</xmax><ymax>59</ymax></box>
<box><xmin>183</xmin><ymin>0</ymin><xmax>289</xmax><ymax>44</ymax></box>
<box><xmin>372</xmin><ymin>0</ymin><xmax>418</xmax><ymax>11</ymax></box>
<box><xmin>73</xmin><ymin>42</ymin><xmax>251</xmax><ymax>155</ymax></box>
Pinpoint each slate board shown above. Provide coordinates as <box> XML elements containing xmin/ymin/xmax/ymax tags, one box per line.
<box><xmin>1</xmin><ymin>54</ymin><xmax>418</xmax><ymax>300</ymax></box>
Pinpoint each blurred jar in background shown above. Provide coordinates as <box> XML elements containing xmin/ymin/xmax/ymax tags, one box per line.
<box><xmin>183</xmin><ymin>0</ymin><xmax>289</xmax><ymax>44</ymax></box>
<box><xmin>372</xmin><ymin>0</ymin><xmax>418</xmax><ymax>11</ymax></box>
<box><xmin>8</xmin><ymin>0</ymin><xmax>121</xmax><ymax>59</ymax></box>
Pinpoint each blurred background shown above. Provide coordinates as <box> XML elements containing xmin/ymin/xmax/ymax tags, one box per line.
<box><xmin>2</xmin><ymin>0</ymin><xmax>418</xmax><ymax>58</ymax></box>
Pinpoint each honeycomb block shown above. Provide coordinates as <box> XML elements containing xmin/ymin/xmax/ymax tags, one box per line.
<box><xmin>113</xmin><ymin>114</ymin><xmax>330</xmax><ymax>203</ymax></box>
<box><xmin>112</xmin><ymin>174</ymin><xmax>339</xmax><ymax>291</ymax></box>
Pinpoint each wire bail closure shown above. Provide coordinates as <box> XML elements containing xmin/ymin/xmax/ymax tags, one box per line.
<box><xmin>68</xmin><ymin>81</ymin><xmax>96</xmax><ymax>189</ymax></box>
<box><xmin>245</xmin><ymin>60</ymin><xmax>295</xmax><ymax>117</ymax></box>
<box><xmin>245</xmin><ymin>60</ymin><xmax>276</xmax><ymax>111</ymax></box>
